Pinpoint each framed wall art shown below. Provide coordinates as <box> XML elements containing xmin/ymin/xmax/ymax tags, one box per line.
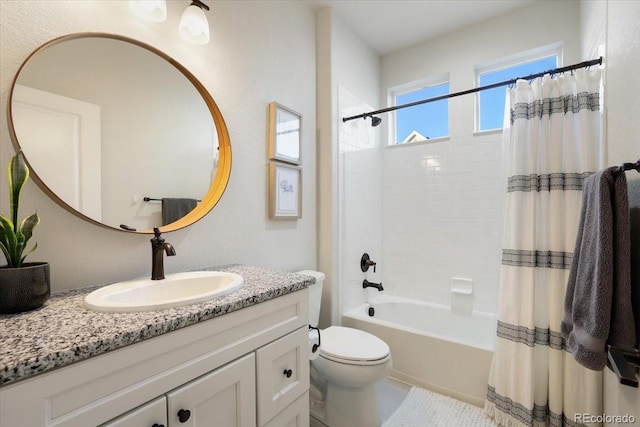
<box><xmin>268</xmin><ymin>102</ymin><xmax>301</xmax><ymax>165</ymax></box>
<box><xmin>269</xmin><ymin>161</ymin><xmax>301</xmax><ymax>219</ymax></box>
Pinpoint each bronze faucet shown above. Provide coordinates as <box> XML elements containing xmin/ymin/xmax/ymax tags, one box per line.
<box><xmin>151</xmin><ymin>227</ymin><xmax>176</xmax><ymax>280</ymax></box>
<box><xmin>363</xmin><ymin>279</ymin><xmax>384</xmax><ymax>291</ymax></box>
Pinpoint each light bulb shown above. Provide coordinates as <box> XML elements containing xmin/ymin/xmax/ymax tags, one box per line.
<box><xmin>179</xmin><ymin>3</ymin><xmax>210</xmax><ymax>45</ymax></box>
<box><xmin>129</xmin><ymin>0</ymin><xmax>167</xmax><ymax>22</ymax></box>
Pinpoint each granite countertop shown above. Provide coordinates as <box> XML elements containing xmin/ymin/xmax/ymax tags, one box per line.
<box><xmin>0</xmin><ymin>264</ymin><xmax>313</xmax><ymax>387</ymax></box>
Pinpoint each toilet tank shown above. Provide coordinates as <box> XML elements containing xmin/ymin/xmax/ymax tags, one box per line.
<box><xmin>296</xmin><ymin>270</ymin><xmax>325</xmax><ymax>327</ymax></box>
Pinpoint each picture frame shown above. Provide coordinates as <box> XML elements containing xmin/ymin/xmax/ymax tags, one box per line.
<box><xmin>269</xmin><ymin>162</ymin><xmax>302</xmax><ymax>219</ymax></box>
<box><xmin>268</xmin><ymin>102</ymin><xmax>302</xmax><ymax>165</ymax></box>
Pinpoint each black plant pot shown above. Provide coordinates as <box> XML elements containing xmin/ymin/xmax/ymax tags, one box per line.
<box><xmin>0</xmin><ymin>262</ymin><xmax>50</xmax><ymax>314</ymax></box>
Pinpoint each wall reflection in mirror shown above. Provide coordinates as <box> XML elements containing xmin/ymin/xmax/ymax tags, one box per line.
<box><xmin>9</xmin><ymin>34</ymin><xmax>228</xmax><ymax>233</ymax></box>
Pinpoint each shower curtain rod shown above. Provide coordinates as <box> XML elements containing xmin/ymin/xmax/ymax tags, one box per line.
<box><xmin>342</xmin><ymin>57</ymin><xmax>603</xmax><ymax>125</ymax></box>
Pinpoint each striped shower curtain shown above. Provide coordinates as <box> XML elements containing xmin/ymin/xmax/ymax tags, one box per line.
<box><xmin>485</xmin><ymin>69</ymin><xmax>604</xmax><ymax>427</ymax></box>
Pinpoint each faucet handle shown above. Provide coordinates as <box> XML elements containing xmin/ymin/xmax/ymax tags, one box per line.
<box><xmin>152</xmin><ymin>227</ymin><xmax>165</xmax><ymax>244</ymax></box>
<box><xmin>361</xmin><ymin>253</ymin><xmax>377</xmax><ymax>273</ymax></box>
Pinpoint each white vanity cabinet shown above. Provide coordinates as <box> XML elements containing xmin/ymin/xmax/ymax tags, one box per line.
<box><xmin>0</xmin><ymin>290</ymin><xmax>309</xmax><ymax>427</ymax></box>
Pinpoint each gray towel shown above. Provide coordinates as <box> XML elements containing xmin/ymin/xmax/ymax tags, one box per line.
<box><xmin>162</xmin><ymin>198</ymin><xmax>198</xmax><ymax>225</ymax></box>
<box><xmin>561</xmin><ymin>167</ymin><xmax>637</xmax><ymax>370</ymax></box>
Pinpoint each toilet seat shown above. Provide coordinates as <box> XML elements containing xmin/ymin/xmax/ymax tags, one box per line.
<box><xmin>319</xmin><ymin>326</ymin><xmax>390</xmax><ymax>366</ymax></box>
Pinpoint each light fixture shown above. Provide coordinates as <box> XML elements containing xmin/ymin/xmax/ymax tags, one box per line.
<box><xmin>129</xmin><ymin>0</ymin><xmax>167</xmax><ymax>22</ymax></box>
<box><xmin>179</xmin><ymin>0</ymin><xmax>211</xmax><ymax>45</ymax></box>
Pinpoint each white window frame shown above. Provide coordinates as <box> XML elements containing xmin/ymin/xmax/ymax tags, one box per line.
<box><xmin>474</xmin><ymin>42</ymin><xmax>563</xmax><ymax>133</ymax></box>
<box><xmin>387</xmin><ymin>73</ymin><xmax>450</xmax><ymax>146</ymax></box>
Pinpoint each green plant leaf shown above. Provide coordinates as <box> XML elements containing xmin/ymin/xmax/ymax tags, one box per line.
<box><xmin>1</xmin><ymin>152</ymin><xmax>39</xmax><ymax>267</ymax></box>
<box><xmin>19</xmin><ymin>211</ymin><xmax>39</xmax><ymax>243</ymax></box>
<box><xmin>0</xmin><ymin>242</ymin><xmax>11</xmax><ymax>265</ymax></box>
<box><xmin>14</xmin><ymin>212</ymin><xmax>39</xmax><ymax>267</ymax></box>
<box><xmin>0</xmin><ymin>223</ymin><xmax>12</xmax><ymax>264</ymax></box>
<box><xmin>19</xmin><ymin>242</ymin><xmax>37</xmax><ymax>266</ymax></box>
<box><xmin>15</xmin><ymin>231</ymin><xmax>26</xmax><ymax>265</ymax></box>
<box><xmin>0</xmin><ymin>213</ymin><xmax>13</xmax><ymax>248</ymax></box>
<box><xmin>7</xmin><ymin>151</ymin><xmax>29</xmax><ymax>232</ymax></box>
<box><xmin>0</xmin><ymin>214</ymin><xmax>18</xmax><ymax>267</ymax></box>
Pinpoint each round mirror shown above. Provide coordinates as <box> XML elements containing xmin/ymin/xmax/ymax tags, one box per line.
<box><xmin>7</xmin><ymin>33</ymin><xmax>231</xmax><ymax>234</ymax></box>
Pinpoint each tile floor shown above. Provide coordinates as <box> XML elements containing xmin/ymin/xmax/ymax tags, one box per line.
<box><xmin>310</xmin><ymin>377</ymin><xmax>493</xmax><ymax>427</ymax></box>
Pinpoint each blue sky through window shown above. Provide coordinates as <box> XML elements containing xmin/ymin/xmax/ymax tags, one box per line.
<box><xmin>478</xmin><ymin>55</ymin><xmax>557</xmax><ymax>131</ymax></box>
<box><xmin>395</xmin><ymin>82</ymin><xmax>449</xmax><ymax>143</ymax></box>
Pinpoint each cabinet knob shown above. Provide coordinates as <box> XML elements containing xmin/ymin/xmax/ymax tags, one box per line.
<box><xmin>152</xmin><ymin>424</ymin><xmax>165</xmax><ymax>427</ymax></box>
<box><xmin>177</xmin><ymin>409</ymin><xmax>191</xmax><ymax>423</ymax></box>
<box><xmin>283</xmin><ymin>368</ymin><xmax>293</xmax><ymax>378</ymax></box>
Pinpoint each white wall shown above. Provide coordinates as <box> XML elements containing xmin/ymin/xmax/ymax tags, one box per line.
<box><xmin>0</xmin><ymin>0</ymin><xmax>317</xmax><ymax>291</ymax></box>
<box><xmin>605</xmin><ymin>0</ymin><xmax>640</xmax><ymax>169</ymax></box>
<box><xmin>599</xmin><ymin>0</ymin><xmax>640</xmax><ymax>421</ymax></box>
<box><xmin>316</xmin><ymin>8</ymin><xmax>336</xmax><ymax>328</ymax></box>
<box><xmin>580</xmin><ymin>0</ymin><xmax>606</xmax><ymax>61</ymax></box>
<box><xmin>316</xmin><ymin>8</ymin><xmax>380</xmax><ymax>326</ymax></box>
<box><xmin>379</xmin><ymin>1</ymin><xmax>582</xmax><ymax>314</ymax></box>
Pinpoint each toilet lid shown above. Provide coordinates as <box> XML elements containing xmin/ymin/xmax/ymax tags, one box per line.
<box><xmin>319</xmin><ymin>326</ymin><xmax>390</xmax><ymax>362</ymax></box>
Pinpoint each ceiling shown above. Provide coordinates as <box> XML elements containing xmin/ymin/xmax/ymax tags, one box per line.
<box><xmin>304</xmin><ymin>0</ymin><xmax>537</xmax><ymax>55</ymax></box>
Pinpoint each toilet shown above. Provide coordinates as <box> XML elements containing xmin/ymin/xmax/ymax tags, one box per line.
<box><xmin>298</xmin><ymin>270</ymin><xmax>392</xmax><ymax>427</ymax></box>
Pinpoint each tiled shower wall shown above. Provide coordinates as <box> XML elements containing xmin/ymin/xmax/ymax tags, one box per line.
<box><xmin>381</xmin><ymin>134</ymin><xmax>505</xmax><ymax>314</ymax></box>
<box><xmin>338</xmin><ymin>86</ymin><xmax>383</xmax><ymax>318</ymax></box>
<box><xmin>338</xmin><ymin>84</ymin><xmax>504</xmax><ymax>316</ymax></box>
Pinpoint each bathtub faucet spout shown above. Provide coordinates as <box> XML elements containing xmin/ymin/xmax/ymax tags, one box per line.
<box><xmin>363</xmin><ymin>279</ymin><xmax>384</xmax><ymax>291</ymax></box>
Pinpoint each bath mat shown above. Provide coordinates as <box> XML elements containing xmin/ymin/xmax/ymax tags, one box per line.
<box><xmin>381</xmin><ymin>386</ymin><xmax>496</xmax><ymax>426</ymax></box>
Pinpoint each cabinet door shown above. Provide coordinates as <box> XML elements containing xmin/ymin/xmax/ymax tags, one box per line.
<box><xmin>167</xmin><ymin>353</ymin><xmax>256</xmax><ymax>427</ymax></box>
<box><xmin>256</xmin><ymin>326</ymin><xmax>310</xmax><ymax>425</ymax></box>
<box><xmin>100</xmin><ymin>396</ymin><xmax>167</xmax><ymax>427</ymax></box>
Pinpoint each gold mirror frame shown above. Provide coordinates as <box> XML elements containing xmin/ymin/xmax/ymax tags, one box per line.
<box><xmin>6</xmin><ymin>33</ymin><xmax>231</xmax><ymax>234</ymax></box>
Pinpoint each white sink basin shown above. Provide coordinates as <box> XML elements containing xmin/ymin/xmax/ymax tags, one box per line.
<box><xmin>84</xmin><ymin>271</ymin><xmax>244</xmax><ymax>312</ymax></box>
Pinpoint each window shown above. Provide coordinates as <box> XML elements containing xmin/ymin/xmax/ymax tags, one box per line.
<box><xmin>392</xmin><ymin>80</ymin><xmax>449</xmax><ymax>144</ymax></box>
<box><xmin>477</xmin><ymin>54</ymin><xmax>558</xmax><ymax>132</ymax></box>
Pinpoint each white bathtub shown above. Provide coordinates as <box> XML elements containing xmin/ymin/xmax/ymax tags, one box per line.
<box><xmin>342</xmin><ymin>295</ymin><xmax>497</xmax><ymax>407</ymax></box>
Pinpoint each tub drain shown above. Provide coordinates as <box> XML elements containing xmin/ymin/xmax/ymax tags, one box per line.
<box><xmin>368</xmin><ymin>307</ymin><xmax>375</xmax><ymax>317</ymax></box>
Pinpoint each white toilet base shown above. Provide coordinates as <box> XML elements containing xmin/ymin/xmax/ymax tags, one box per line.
<box><xmin>310</xmin><ymin>335</ymin><xmax>392</xmax><ymax>426</ymax></box>
<box><xmin>306</xmin><ymin>324</ymin><xmax>392</xmax><ymax>427</ymax></box>
<box><xmin>325</xmin><ymin>383</ymin><xmax>381</xmax><ymax>427</ymax></box>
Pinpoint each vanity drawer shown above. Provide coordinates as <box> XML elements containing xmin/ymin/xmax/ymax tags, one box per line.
<box><xmin>263</xmin><ymin>391</ymin><xmax>309</xmax><ymax>427</ymax></box>
<box><xmin>100</xmin><ymin>396</ymin><xmax>166</xmax><ymax>427</ymax></box>
<box><xmin>256</xmin><ymin>326</ymin><xmax>310</xmax><ymax>426</ymax></box>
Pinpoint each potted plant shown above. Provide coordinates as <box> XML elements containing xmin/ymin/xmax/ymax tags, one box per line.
<box><xmin>0</xmin><ymin>151</ymin><xmax>49</xmax><ymax>314</ymax></box>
